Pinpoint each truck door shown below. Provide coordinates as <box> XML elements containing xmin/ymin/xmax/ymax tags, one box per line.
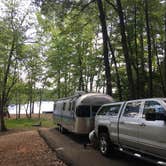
<box><xmin>139</xmin><ymin>100</ymin><xmax>166</xmax><ymax>159</ymax></box>
<box><xmin>119</xmin><ymin>101</ymin><xmax>142</xmax><ymax>150</ymax></box>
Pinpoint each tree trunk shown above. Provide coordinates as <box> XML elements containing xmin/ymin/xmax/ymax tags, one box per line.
<box><xmin>29</xmin><ymin>82</ymin><xmax>33</xmax><ymax>118</ymax></box>
<box><xmin>16</xmin><ymin>93</ymin><xmax>18</xmax><ymax>119</ymax></box>
<box><xmin>18</xmin><ymin>102</ymin><xmax>21</xmax><ymax>119</ymax></box>
<box><xmin>38</xmin><ymin>89</ymin><xmax>42</xmax><ymax>119</ymax></box>
<box><xmin>32</xmin><ymin>101</ymin><xmax>34</xmax><ymax>114</ymax></box>
<box><xmin>108</xmin><ymin>39</ymin><xmax>122</xmax><ymax>100</ymax></box>
<box><xmin>134</xmin><ymin>4</ymin><xmax>140</xmax><ymax>99</ymax></box>
<box><xmin>116</xmin><ymin>0</ymin><xmax>135</xmax><ymax>99</ymax></box>
<box><xmin>145</xmin><ymin>0</ymin><xmax>153</xmax><ymax>97</ymax></box>
<box><xmin>78</xmin><ymin>53</ymin><xmax>84</xmax><ymax>91</ymax></box>
<box><xmin>96</xmin><ymin>0</ymin><xmax>112</xmax><ymax>96</ymax></box>
<box><xmin>139</xmin><ymin>32</ymin><xmax>146</xmax><ymax>97</ymax></box>
<box><xmin>29</xmin><ymin>100</ymin><xmax>32</xmax><ymax>118</ymax></box>
<box><xmin>90</xmin><ymin>75</ymin><xmax>94</xmax><ymax>92</ymax></box>
<box><xmin>57</xmin><ymin>69</ymin><xmax>61</xmax><ymax>98</ymax></box>
<box><xmin>0</xmin><ymin>37</ymin><xmax>15</xmax><ymax>131</ymax></box>
<box><xmin>0</xmin><ymin>102</ymin><xmax>7</xmax><ymax>131</ymax></box>
<box><xmin>152</xmin><ymin>37</ymin><xmax>166</xmax><ymax>96</ymax></box>
<box><xmin>17</xmin><ymin>94</ymin><xmax>21</xmax><ymax>119</ymax></box>
<box><xmin>85</xmin><ymin>73</ymin><xmax>89</xmax><ymax>92</ymax></box>
<box><xmin>64</xmin><ymin>72</ymin><xmax>67</xmax><ymax>97</ymax></box>
<box><xmin>164</xmin><ymin>12</ymin><xmax>166</xmax><ymax>90</ymax></box>
<box><xmin>25</xmin><ymin>102</ymin><xmax>29</xmax><ymax>118</ymax></box>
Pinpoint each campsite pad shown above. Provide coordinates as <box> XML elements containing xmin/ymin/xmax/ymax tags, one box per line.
<box><xmin>0</xmin><ymin>130</ymin><xmax>66</xmax><ymax>166</ymax></box>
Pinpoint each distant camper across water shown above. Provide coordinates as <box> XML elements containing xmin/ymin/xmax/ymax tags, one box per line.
<box><xmin>53</xmin><ymin>92</ymin><xmax>114</xmax><ymax>134</ymax></box>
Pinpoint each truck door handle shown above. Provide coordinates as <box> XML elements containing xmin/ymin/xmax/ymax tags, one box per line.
<box><xmin>139</xmin><ymin>123</ymin><xmax>146</xmax><ymax>127</ymax></box>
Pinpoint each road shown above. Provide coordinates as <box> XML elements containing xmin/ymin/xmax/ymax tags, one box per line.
<box><xmin>39</xmin><ymin>128</ymin><xmax>154</xmax><ymax>166</ymax></box>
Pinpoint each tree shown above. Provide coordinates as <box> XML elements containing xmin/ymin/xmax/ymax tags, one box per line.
<box><xmin>144</xmin><ymin>0</ymin><xmax>153</xmax><ymax>97</ymax></box>
<box><xmin>0</xmin><ymin>0</ymin><xmax>38</xmax><ymax>131</ymax></box>
<box><xmin>34</xmin><ymin>0</ymin><xmax>166</xmax><ymax>100</ymax></box>
<box><xmin>115</xmin><ymin>0</ymin><xmax>135</xmax><ymax>99</ymax></box>
<box><xmin>0</xmin><ymin>0</ymin><xmax>23</xmax><ymax>130</ymax></box>
<box><xmin>96</xmin><ymin>0</ymin><xmax>112</xmax><ymax>96</ymax></box>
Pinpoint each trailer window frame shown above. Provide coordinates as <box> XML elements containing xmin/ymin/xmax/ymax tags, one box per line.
<box><xmin>76</xmin><ymin>105</ymin><xmax>90</xmax><ymax>117</ymax></box>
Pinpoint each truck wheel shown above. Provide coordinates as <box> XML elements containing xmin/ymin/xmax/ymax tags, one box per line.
<box><xmin>99</xmin><ymin>133</ymin><xmax>111</xmax><ymax>156</ymax></box>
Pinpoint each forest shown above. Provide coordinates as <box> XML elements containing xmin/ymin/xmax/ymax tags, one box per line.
<box><xmin>0</xmin><ymin>0</ymin><xmax>166</xmax><ymax>131</ymax></box>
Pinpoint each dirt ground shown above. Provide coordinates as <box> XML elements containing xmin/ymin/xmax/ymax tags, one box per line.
<box><xmin>0</xmin><ymin>129</ymin><xmax>67</xmax><ymax>166</ymax></box>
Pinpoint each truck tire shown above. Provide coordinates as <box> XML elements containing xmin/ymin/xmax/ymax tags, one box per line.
<box><xmin>99</xmin><ymin>133</ymin><xmax>111</xmax><ymax>156</ymax></box>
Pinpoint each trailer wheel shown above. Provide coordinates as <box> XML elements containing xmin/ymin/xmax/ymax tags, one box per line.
<box><xmin>59</xmin><ymin>125</ymin><xmax>68</xmax><ymax>134</ymax></box>
<box><xmin>99</xmin><ymin>133</ymin><xmax>111</xmax><ymax>156</ymax></box>
<box><xmin>59</xmin><ymin>125</ymin><xmax>64</xmax><ymax>133</ymax></box>
<box><xmin>57</xmin><ymin>124</ymin><xmax>61</xmax><ymax>132</ymax></box>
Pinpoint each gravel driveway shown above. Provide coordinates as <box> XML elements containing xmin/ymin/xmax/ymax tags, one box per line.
<box><xmin>0</xmin><ymin>130</ymin><xmax>66</xmax><ymax>166</ymax></box>
<box><xmin>39</xmin><ymin>128</ymin><xmax>153</xmax><ymax>166</ymax></box>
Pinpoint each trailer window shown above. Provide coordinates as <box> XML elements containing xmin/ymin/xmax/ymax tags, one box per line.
<box><xmin>72</xmin><ymin>101</ymin><xmax>75</xmax><ymax>111</ymax></box>
<box><xmin>92</xmin><ymin>106</ymin><xmax>101</xmax><ymax>116</ymax></box>
<box><xmin>76</xmin><ymin>106</ymin><xmax>90</xmax><ymax>117</ymax></box>
<box><xmin>63</xmin><ymin>103</ymin><xmax>66</xmax><ymax>111</ymax></box>
<box><xmin>68</xmin><ymin>102</ymin><xmax>72</xmax><ymax>111</ymax></box>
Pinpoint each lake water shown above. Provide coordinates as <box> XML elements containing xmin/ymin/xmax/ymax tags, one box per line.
<box><xmin>8</xmin><ymin>101</ymin><xmax>54</xmax><ymax>114</ymax></box>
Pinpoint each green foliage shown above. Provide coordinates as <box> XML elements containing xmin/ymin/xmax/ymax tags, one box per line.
<box><xmin>1</xmin><ymin>0</ymin><xmax>166</xmax><ymax>119</ymax></box>
<box><xmin>36</xmin><ymin>1</ymin><xmax>105</xmax><ymax>98</ymax></box>
<box><xmin>40</xmin><ymin>0</ymin><xmax>166</xmax><ymax>99</ymax></box>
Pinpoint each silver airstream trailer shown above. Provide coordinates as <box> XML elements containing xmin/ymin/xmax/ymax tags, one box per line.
<box><xmin>53</xmin><ymin>92</ymin><xmax>113</xmax><ymax>134</ymax></box>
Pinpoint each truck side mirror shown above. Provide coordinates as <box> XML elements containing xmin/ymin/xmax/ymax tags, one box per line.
<box><xmin>145</xmin><ymin>111</ymin><xmax>166</xmax><ymax>121</ymax></box>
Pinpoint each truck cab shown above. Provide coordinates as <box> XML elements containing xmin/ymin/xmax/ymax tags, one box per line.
<box><xmin>94</xmin><ymin>98</ymin><xmax>166</xmax><ymax>165</ymax></box>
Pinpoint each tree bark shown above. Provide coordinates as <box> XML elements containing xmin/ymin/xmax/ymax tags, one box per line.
<box><xmin>90</xmin><ymin>75</ymin><xmax>94</xmax><ymax>92</ymax></box>
<box><xmin>29</xmin><ymin>81</ymin><xmax>33</xmax><ymax>118</ymax></box>
<box><xmin>24</xmin><ymin>103</ymin><xmax>29</xmax><ymax>118</ymax></box>
<box><xmin>116</xmin><ymin>0</ymin><xmax>135</xmax><ymax>99</ymax></box>
<box><xmin>164</xmin><ymin>12</ymin><xmax>166</xmax><ymax>90</ymax></box>
<box><xmin>145</xmin><ymin>0</ymin><xmax>153</xmax><ymax>97</ymax></box>
<box><xmin>78</xmin><ymin>53</ymin><xmax>84</xmax><ymax>91</ymax></box>
<box><xmin>0</xmin><ymin>35</ymin><xmax>15</xmax><ymax>131</ymax></box>
<box><xmin>0</xmin><ymin>102</ymin><xmax>6</xmax><ymax>131</ymax></box>
<box><xmin>152</xmin><ymin>37</ymin><xmax>166</xmax><ymax>96</ymax></box>
<box><xmin>134</xmin><ymin>3</ymin><xmax>140</xmax><ymax>98</ymax></box>
<box><xmin>139</xmin><ymin>32</ymin><xmax>146</xmax><ymax>97</ymax></box>
<box><xmin>96</xmin><ymin>0</ymin><xmax>112</xmax><ymax>96</ymax></box>
<box><xmin>57</xmin><ymin>69</ymin><xmax>61</xmax><ymax>98</ymax></box>
<box><xmin>108</xmin><ymin>38</ymin><xmax>122</xmax><ymax>100</ymax></box>
<box><xmin>38</xmin><ymin>89</ymin><xmax>42</xmax><ymax>119</ymax></box>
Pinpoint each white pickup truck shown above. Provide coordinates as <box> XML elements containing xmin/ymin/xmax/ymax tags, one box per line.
<box><xmin>91</xmin><ymin>98</ymin><xmax>166</xmax><ymax>165</ymax></box>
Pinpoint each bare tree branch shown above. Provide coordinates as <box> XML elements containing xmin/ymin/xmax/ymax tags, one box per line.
<box><xmin>80</xmin><ymin>0</ymin><xmax>96</xmax><ymax>13</ymax></box>
<box><xmin>68</xmin><ymin>0</ymin><xmax>96</xmax><ymax>25</ymax></box>
<box><xmin>105</xmin><ymin>0</ymin><xmax>117</xmax><ymax>12</ymax></box>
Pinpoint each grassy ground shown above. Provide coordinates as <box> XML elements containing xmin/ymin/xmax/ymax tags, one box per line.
<box><xmin>5</xmin><ymin>114</ymin><xmax>55</xmax><ymax>129</ymax></box>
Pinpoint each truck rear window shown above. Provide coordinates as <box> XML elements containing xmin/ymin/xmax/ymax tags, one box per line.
<box><xmin>123</xmin><ymin>101</ymin><xmax>141</xmax><ymax>118</ymax></box>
